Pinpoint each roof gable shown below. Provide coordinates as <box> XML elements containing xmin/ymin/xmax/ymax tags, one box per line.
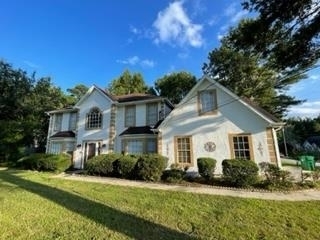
<box><xmin>75</xmin><ymin>85</ymin><xmax>115</xmax><ymax>107</ymax></box>
<box><xmin>159</xmin><ymin>75</ymin><xmax>283</xmax><ymax>129</ymax></box>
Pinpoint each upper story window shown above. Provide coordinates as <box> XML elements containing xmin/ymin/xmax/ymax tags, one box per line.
<box><xmin>86</xmin><ymin>108</ymin><xmax>102</xmax><ymax>129</ymax></box>
<box><xmin>54</xmin><ymin>114</ymin><xmax>62</xmax><ymax>131</ymax></box>
<box><xmin>146</xmin><ymin>103</ymin><xmax>158</xmax><ymax>126</ymax></box>
<box><xmin>125</xmin><ymin>105</ymin><xmax>136</xmax><ymax>127</ymax></box>
<box><xmin>69</xmin><ymin>112</ymin><xmax>77</xmax><ymax>131</ymax></box>
<box><xmin>198</xmin><ymin>90</ymin><xmax>217</xmax><ymax>115</ymax></box>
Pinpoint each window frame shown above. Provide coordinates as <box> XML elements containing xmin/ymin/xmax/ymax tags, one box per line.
<box><xmin>228</xmin><ymin>133</ymin><xmax>254</xmax><ymax>160</ymax></box>
<box><xmin>174</xmin><ymin>136</ymin><xmax>193</xmax><ymax>167</ymax></box>
<box><xmin>198</xmin><ymin>89</ymin><xmax>218</xmax><ymax>115</ymax></box>
<box><xmin>146</xmin><ymin>102</ymin><xmax>158</xmax><ymax>126</ymax></box>
<box><xmin>69</xmin><ymin>112</ymin><xmax>77</xmax><ymax>131</ymax></box>
<box><xmin>125</xmin><ymin>105</ymin><xmax>136</xmax><ymax>127</ymax></box>
<box><xmin>86</xmin><ymin>107</ymin><xmax>102</xmax><ymax>130</ymax></box>
<box><xmin>122</xmin><ymin>137</ymin><xmax>157</xmax><ymax>154</ymax></box>
<box><xmin>54</xmin><ymin>114</ymin><xmax>62</xmax><ymax>132</ymax></box>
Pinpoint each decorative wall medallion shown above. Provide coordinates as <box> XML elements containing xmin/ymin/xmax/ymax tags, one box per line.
<box><xmin>204</xmin><ymin>142</ymin><xmax>216</xmax><ymax>152</ymax></box>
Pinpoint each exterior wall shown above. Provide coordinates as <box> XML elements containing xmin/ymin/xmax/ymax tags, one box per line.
<box><xmin>159</xmin><ymin>79</ymin><xmax>273</xmax><ymax>174</ymax></box>
<box><xmin>73</xmin><ymin>90</ymin><xmax>113</xmax><ymax>168</ymax></box>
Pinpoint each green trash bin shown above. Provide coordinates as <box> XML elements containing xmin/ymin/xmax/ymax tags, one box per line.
<box><xmin>299</xmin><ymin>155</ymin><xmax>315</xmax><ymax>170</ymax></box>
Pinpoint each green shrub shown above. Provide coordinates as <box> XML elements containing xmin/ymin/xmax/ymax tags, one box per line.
<box><xmin>197</xmin><ymin>157</ymin><xmax>217</xmax><ymax>180</ymax></box>
<box><xmin>113</xmin><ymin>155</ymin><xmax>138</xmax><ymax>179</ymax></box>
<box><xmin>17</xmin><ymin>153</ymin><xmax>71</xmax><ymax>172</ymax></box>
<box><xmin>161</xmin><ymin>164</ymin><xmax>186</xmax><ymax>183</ymax></box>
<box><xmin>259</xmin><ymin>162</ymin><xmax>293</xmax><ymax>189</ymax></box>
<box><xmin>222</xmin><ymin>159</ymin><xmax>259</xmax><ymax>188</ymax></box>
<box><xmin>133</xmin><ymin>154</ymin><xmax>168</xmax><ymax>181</ymax></box>
<box><xmin>84</xmin><ymin>153</ymin><xmax>121</xmax><ymax>176</ymax></box>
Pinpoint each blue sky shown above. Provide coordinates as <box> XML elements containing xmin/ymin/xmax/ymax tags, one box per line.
<box><xmin>1</xmin><ymin>0</ymin><xmax>319</xmax><ymax>118</ymax></box>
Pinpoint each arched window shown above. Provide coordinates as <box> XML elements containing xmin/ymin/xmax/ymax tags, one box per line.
<box><xmin>86</xmin><ymin>108</ymin><xmax>102</xmax><ymax>129</ymax></box>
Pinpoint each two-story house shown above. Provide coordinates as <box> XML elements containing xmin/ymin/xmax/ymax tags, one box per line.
<box><xmin>47</xmin><ymin>76</ymin><xmax>284</xmax><ymax>174</ymax></box>
<box><xmin>46</xmin><ymin>85</ymin><xmax>173</xmax><ymax>168</ymax></box>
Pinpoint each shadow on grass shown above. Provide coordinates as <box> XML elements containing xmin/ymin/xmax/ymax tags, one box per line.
<box><xmin>0</xmin><ymin>170</ymin><xmax>196</xmax><ymax>240</ymax></box>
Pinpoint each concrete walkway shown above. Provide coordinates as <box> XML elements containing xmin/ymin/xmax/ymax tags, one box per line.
<box><xmin>55</xmin><ymin>173</ymin><xmax>320</xmax><ymax>201</ymax></box>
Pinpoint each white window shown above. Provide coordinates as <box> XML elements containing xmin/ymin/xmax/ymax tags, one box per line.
<box><xmin>125</xmin><ymin>105</ymin><xmax>136</xmax><ymax>127</ymax></box>
<box><xmin>127</xmin><ymin>139</ymin><xmax>143</xmax><ymax>154</ymax></box>
<box><xmin>86</xmin><ymin>108</ymin><xmax>102</xmax><ymax>129</ymax></box>
<box><xmin>50</xmin><ymin>142</ymin><xmax>62</xmax><ymax>154</ymax></box>
<box><xmin>230</xmin><ymin>134</ymin><xmax>253</xmax><ymax>160</ymax></box>
<box><xmin>175</xmin><ymin>136</ymin><xmax>193</xmax><ymax>165</ymax></box>
<box><xmin>146</xmin><ymin>139</ymin><xmax>157</xmax><ymax>153</ymax></box>
<box><xmin>146</xmin><ymin>103</ymin><xmax>158</xmax><ymax>126</ymax></box>
<box><xmin>54</xmin><ymin>114</ymin><xmax>62</xmax><ymax>131</ymax></box>
<box><xmin>69</xmin><ymin>112</ymin><xmax>77</xmax><ymax>131</ymax></box>
<box><xmin>198</xmin><ymin>90</ymin><xmax>217</xmax><ymax>115</ymax></box>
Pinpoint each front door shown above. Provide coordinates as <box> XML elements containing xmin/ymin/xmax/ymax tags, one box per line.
<box><xmin>87</xmin><ymin>143</ymin><xmax>96</xmax><ymax>160</ymax></box>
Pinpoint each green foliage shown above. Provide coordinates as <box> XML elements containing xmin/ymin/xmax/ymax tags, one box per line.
<box><xmin>222</xmin><ymin>159</ymin><xmax>259</xmax><ymax>187</ymax></box>
<box><xmin>154</xmin><ymin>71</ymin><xmax>197</xmax><ymax>104</ymax></box>
<box><xmin>259</xmin><ymin>162</ymin><xmax>293</xmax><ymax>190</ymax></box>
<box><xmin>84</xmin><ymin>153</ymin><xmax>122</xmax><ymax>176</ymax></box>
<box><xmin>113</xmin><ymin>155</ymin><xmax>138</xmax><ymax>179</ymax></box>
<box><xmin>161</xmin><ymin>164</ymin><xmax>186</xmax><ymax>183</ymax></box>
<box><xmin>17</xmin><ymin>153</ymin><xmax>71</xmax><ymax>172</ymax></box>
<box><xmin>197</xmin><ymin>157</ymin><xmax>217</xmax><ymax>180</ymax></box>
<box><xmin>242</xmin><ymin>0</ymin><xmax>319</xmax><ymax>71</ymax></box>
<box><xmin>108</xmin><ymin>69</ymin><xmax>148</xmax><ymax>95</ymax></box>
<box><xmin>133</xmin><ymin>154</ymin><xmax>168</xmax><ymax>181</ymax></box>
<box><xmin>66</xmin><ymin>84</ymin><xmax>88</xmax><ymax>104</ymax></box>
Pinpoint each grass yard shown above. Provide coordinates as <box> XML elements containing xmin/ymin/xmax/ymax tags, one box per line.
<box><xmin>1</xmin><ymin>169</ymin><xmax>320</xmax><ymax>240</ymax></box>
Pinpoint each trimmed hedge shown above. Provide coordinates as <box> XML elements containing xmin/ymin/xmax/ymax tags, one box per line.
<box><xmin>197</xmin><ymin>157</ymin><xmax>217</xmax><ymax>180</ymax></box>
<box><xmin>113</xmin><ymin>155</ymin><xmax>138</xmax><ymax>179</ymax></box>
<box><xmin>85</xmin><ymin>153</ymin><xmax>122</xmax><ymax>176</ymax></box>
<box><xmin>222</xmin><ymin>159</ymin><xmax>259</xmax><ymax>187</ymax></box>
<box><xmin>17</xmin><ymin>153</ymin><xmax>71</xmax><ymax>172</ymax></box>
<box><xmin>134</xmin><ymin>154</ymin><xmax>168</xmax><ymax>181</ymax></box>
<box><xmin>161</xmin><ymin>164</ymin><xmax>186</xmax><ymax>183</ymax></box>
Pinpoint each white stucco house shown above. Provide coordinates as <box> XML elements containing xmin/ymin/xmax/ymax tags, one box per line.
<box><xmin>46</xmin><ymin>76</ymin><xmax>284</xmax><ymax>174</ymax></box>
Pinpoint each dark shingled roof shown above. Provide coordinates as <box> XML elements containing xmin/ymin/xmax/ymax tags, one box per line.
<box><xmin>119</xmin><ymin>126</ymin><xmax>156</xmax><ymax>136</ymax></box>
<box><xmin>51</xmin><ymin>131</ymin><xmax>75</xmax><ymax>138</ymax></box>
<box><xmin>115</xmin><ymin>93</ymin><xmax>161</xmax><ymax>103</ymax></box>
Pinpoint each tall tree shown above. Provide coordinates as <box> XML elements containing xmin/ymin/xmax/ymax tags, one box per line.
<box><xmin>203</xmin><ymin>20</ymin><xmax>304</xmax><ymax>118</ymax></box>
<box><xmin>154</xmin><ymin>72</ymin><xmax>197</xmax><ymax>104</ymax></box>
<box><xmin>108</xmin><ymin>70</ymin><xmax>148</xmax><ymax>95</ymax></box>
<box><xmin>237</xmin><ymin>0</ymin><xmax>320</xmax><ymax>72</ymax></box>
<box><xmin>66</xmin><ymin>84</ymin><xmax>88</xmax><ymax>104</ymax></box>
<box><xmin>0</xmin><ymin>60</ymin><xmax>69</xmax><ymax>160</ymax></box>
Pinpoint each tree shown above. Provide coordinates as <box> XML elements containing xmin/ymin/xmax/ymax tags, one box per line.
<box><xmin>0</xmin><ymin>60</ymin><xmax>69</xmax><ymax>160</ymax></box>
<box><xmin>66</xmin><ymin>84</ymin><xmax>88</xmax><ymax>104</ymax></box>
<box><xmin>108</xmin><ymin>70</ymin><xmax>148</xmax><ymax>95</ymax></box>
<box><xmin>154</xmin><ymin>72</ymin><xmax>197</xmax><ymax>104</ymax></box>
<box><xmin>238</xmin><ymin>0</ymin><xmax>320</xmax><ymax>72</ymax></box>
<box><xmin>203</xmin><ymin>34</ymin><xmax>302</xmax><ymax>117</ymax></box>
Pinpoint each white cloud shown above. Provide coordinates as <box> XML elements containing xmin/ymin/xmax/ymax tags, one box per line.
<box><xmin>231</xmin><ymin>9</ymin><xmax>248</xmax><ymax>23</ymax></box>
<box><xmin>287</xmin><ymin>101</ymin><xmax>320</xmax><ymax>118</ymax></box>
<box><xmin>224</xmin><ymin>2</ymin><xmax>237</xmax><ymax>16</ymax></box>
<box><xmin>153</xmin><ymin>1</ymin><xmax>204</xmax><ymax>48</ymax></box>
<box><xmin>117</xmin><ymin>56</ymin><xmax>155</xmax><ymax>68</ymax></box>
<box><xmin>23</xmin><ymin>60</ymin><xmax>39</xmax><ymax>69</ymax></box>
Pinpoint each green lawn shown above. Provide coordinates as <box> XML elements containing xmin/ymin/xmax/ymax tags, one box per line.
<box><xmin>1</xmin><ymin>169</ymin><xmax>320</xmax><ymax>240</ymax></box>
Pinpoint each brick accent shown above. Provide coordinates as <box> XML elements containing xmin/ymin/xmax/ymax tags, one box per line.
<box><xmin>108</xmin><ymin>104</ymin><xmax>116</xmax><ymax>152</ymax></box>
<box><xmin>266</xmin><ymin>128</ymin><xmax>277</xmax><ymax>163</ymax></box>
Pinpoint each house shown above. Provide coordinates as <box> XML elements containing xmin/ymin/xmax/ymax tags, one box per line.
<box><xmin>46</xmin><ymin>85</ymin><xmax>174</xmax><ymax>169</ymax></box>
<box><xmin>156</xmin><ymin>76</ymin><xmax>284</xmax><ymax>174</ymax></box>
<box><xmin>46</xmin><ymin>76</ymin><xmax>284</xmax><ymax>174</ymax></box>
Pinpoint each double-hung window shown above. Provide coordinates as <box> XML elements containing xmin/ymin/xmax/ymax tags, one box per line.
<box><xmin>229</xmin><ymin>134</ymin><xmax>253</xmax><ymax>160</ymax></box>
<box><xmin>198</xmin><ymin>90</ymin><xmax>217</xmax><ymax>115</ymax></box>
<box><xmin>54</xmin><ymin>114</ymin><xmax>62</xmax><ymax>131</ymax></box>
<box><xmin>175</xmin><ymin>136</ymin><xmax>193</xmax><ymax>166</ymax></box>
<box><xmin>69</xmin><ymin>112</ymin><xmax>77</xmax><ymax>131</ymax></box>
<box><xmin>125</xmin><ymin>105</ymin><xmax>136</xmax><ymax>127</ymax></box>
<box><xmin>146</xmin><ymin>103</ymin><xmax>158</xmax><ymax>126</ymax></box>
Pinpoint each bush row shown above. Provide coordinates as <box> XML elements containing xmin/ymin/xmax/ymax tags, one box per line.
<box><xmin>17</xmin><ymin>153</ymin><xmax>71</xmax><ymax>172</ymax></box>
<box><xmin>84</xmin><ymin>153</ymin><xmax>168</xmax><ymax>182</ymax></box>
